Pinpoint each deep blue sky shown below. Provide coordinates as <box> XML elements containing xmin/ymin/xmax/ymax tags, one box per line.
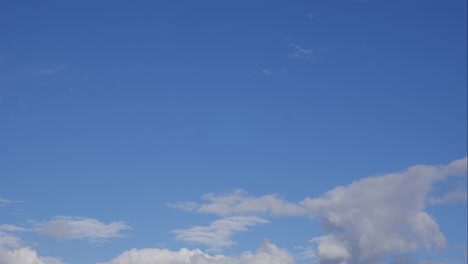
<box><xmin>0</xmin><ymin>0</ymin><xmax>466</xmax><ymax>263</ymax></box>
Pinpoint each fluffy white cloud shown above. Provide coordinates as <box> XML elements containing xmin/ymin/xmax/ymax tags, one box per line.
<box><xmin>169</xmin><ymin>157</ymin><xmax>467</xmax><ymax>264</ymax></box>
<box><xmin>0</xmin><ymin>247</ymin><xmax>63</xmax><ymax>264</ymax></box>
<box><xmin>309</xmin><ymin>235</ymin><xmax>351</xmax><ymax>263</ymax></box>
<box><xmin>100</xmin><ymin>240</ymin><xmax>294</xmax><ymax>264</ymax></box>
<box><xmin>36</xmin><ymin>216</ymin><xmax>131</xmax><ymax>243</ymax></box>
<box><xmin>0</xmin><ymin>225</ymin><xmax>62</xmax><ymax>264</ymax></box>
<box><xmin>172</xmin><ymin>216</ymin><xmax>269</xmax><ymax>250</ymax></box>
<box><xmin>300</xmin><ymin>157</ymin><xmax>467</xmax><ymax>264</ymax></box>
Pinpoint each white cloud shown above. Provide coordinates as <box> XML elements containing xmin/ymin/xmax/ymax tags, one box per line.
<box><xmin>288</xmin><ymin>44</ymin><xmax>313</xmax><ymax>60</ymax></box>
<box><xmin>299</xmin><ymin>157</ymin><xmax>467</xmax><ymax>264</ymax></box>
<box><xmin>34</xmin><ymin>65</ymin><xmax>64</xmax><ymax>76</ymax></box>
<box><xmin>0</xmin><ymin>225</ymin><xmax>62</xmax><ymax>264</ymax></box>
<box><xmin>166</xmin><ymin>201</ymin><xmax>199</xmax><ymax>212</ymax></box>
<box><xmin>172</xmin><ymin>216</ymin><xmax>269</xmax><ymax>251</ymax></box>
<box><xmin>0</xmin><ymin>224</ymin><xmax>26</xmax><ymax>249</ymax></box>
<box><xmin>0</xmin><ymin>224</ymin><xmax>25</xmax><ymax>233</ymax></box>
<box><xmin>36</xmin><ymin>216</ymin><xmax>131</xmax><ymax>243</ymax></box>
<box><xmin>169</xmin><ymin>157</ymin><xmax>467</xmax><ymax>263</ymax></box>
<box><xmin>429</xmin><ymin>189</ymin><xmax>467</xmax><ymax>205</ymax></box>
<box><xmin>100</xmin><ymin>239</ymin><xmax>295</xmax><ymax>264</ymax></box>
<box><xmin>310</xmin><ymin>235</ymin><xmax>351</xmax><ymax>263</ymax></box>
<box><xmin>172</xmin><ymin>189</ymin><xmax>305</xmax><ymax>217</ymax></box>
<box><xmin>0</xmin><ymin>247</ymin><xmax>63</xmax><ymax>264</ymax></box>
<box><xmin>0</xmin><ymin>198</ymin><xmax>11</xmax><ymax>207</ymax></box>
<box><xmin>259</xmin><ymin>69</ymin><xmax>287</xmax><ymax>76</ymax></box>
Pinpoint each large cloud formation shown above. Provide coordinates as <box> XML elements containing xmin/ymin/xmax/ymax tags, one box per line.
<box><xmin>100</xmin><ymin>239</ymin><xmax>294</xmax><ymax>264</ymax></box>
<box><xmin>1</xmin><ymin>157</ymin><xmax>466</xmax><ymax>264</ymax></box>
<box><xmin>300</xmin><ymin>157</ymin><xmax>466</xmax><ymax>264</ymax></box>
<box><xmin>169</xmin><ymin>157</ymin><xmax>467</xmax><ymax>264</ymax></box>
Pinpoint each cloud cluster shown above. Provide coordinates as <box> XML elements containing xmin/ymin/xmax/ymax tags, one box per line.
<box><xmin>169</xmin><ymin>157</ymin><xmax>467</xmax><ymax>263</ymax></box>
<box><xmin>1</xmin><ymin>157</ymin><xmax>465</xmax><ymax>263</ymax></box>
<box><xmin>36</xmin><ymin>216</ymin><xmax>132</xmax><ymax>243</ymax></box>
<box><xmin>0</xmin><ymin>215</ymin><xmax>132</xmax><ymax>263</ymax></box>
<box><xmin>0</xmin><ymin>224</ymin><xmax>63</xmax><ymax>264</ymax></box>
<box><xmin>100</xmin><ymin>239</ymin><xmax>295</xmax><ymax>264</ymax></box>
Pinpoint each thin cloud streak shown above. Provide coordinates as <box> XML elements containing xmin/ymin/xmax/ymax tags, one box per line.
<box><xmin>172</xmin><ymin>216</ymin><xmax>269</xmax><ymax>251</ymax></box>
<box><xmin>36</xmin><ymin>216</ymin><xmax>132</xmax><ymax>243</ymax></box>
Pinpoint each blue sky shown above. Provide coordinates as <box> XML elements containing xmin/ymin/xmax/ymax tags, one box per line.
<box><xmin>0</xmin><ymin>0</ymin><xmax>466</xmax><ymax>263</ymax></box>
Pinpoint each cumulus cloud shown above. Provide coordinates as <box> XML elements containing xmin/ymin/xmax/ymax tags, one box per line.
<box><xmin>36</xmin><ymin>216</ymin><xmax>131</xmax><ymax>243</ymax></box>
<box><xmin>169</xmin><ymin>157</ymin><xmax>467</xmax><ymax>263</ymax></box>
<box><xmin>172</xmin><ymin>216</ymin><xmax>269</xmax><ymax>251</ymax></box>
<box><xmin>0</xmin><ymin>247</ymin><xmax>63</xmax><ymax>264</ymax></box>
<box><xmin>100</xmin><ymin>239</ymin><xmax>295</xmax><ymax>264</ymax></box>
<box><xmin>0</xmin><ymin>224</ymin><xmax>62</xmax><ymax>264</ymax></box>
<box><xmin>309</xmin><ymin>235</ymin><xmax>352</xmax><ymax>263</ymax></box>
<box><xmin>300</xmin><ymin>157</ymin><xmax>467</xmax><ymax>264</ymax></box>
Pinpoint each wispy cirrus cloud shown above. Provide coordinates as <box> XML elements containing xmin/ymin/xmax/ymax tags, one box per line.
<box><xmin>0</xmin><ymin>198</ymin><xmax>11</xmax><ymax>207</ymax></box>
<box><xmin>166</xmin><ymin>201</ymin><xmax>199</xmax><ymax>211</ymax></box>
<box><xmin>34</xmin><ymin>65</ymin><xmax>64</xmax><ymax>76</ymax></box>
<box><xmin>288</xmin><ymin>44</ymin><xmax>313</xmax><ymax>60</ymax></box>
<box><xmin>35</xmin><ymin>216</ymin><xmax>132</xmax><ymax>243</ymax></box>
<box><xmin>260</xmin><ymin>69</ymin><xmax>288</xmax><ymax>76</ymax></box>
<box><xmin>307</xmin><ymin>12</ymin><xmax>315</xmax><ymax>19</ymax></box>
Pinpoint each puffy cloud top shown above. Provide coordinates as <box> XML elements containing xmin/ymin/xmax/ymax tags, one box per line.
<box><xmin>101</xmin><ymin>240</ymin><xmax>294</xmax><ymax>264</ymax></box>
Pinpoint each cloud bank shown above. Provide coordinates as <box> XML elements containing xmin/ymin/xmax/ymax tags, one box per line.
<box><xmin>1</xmin><ymin>157</ymin><xmax>465</xmax><ymax>264</ymax></box>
